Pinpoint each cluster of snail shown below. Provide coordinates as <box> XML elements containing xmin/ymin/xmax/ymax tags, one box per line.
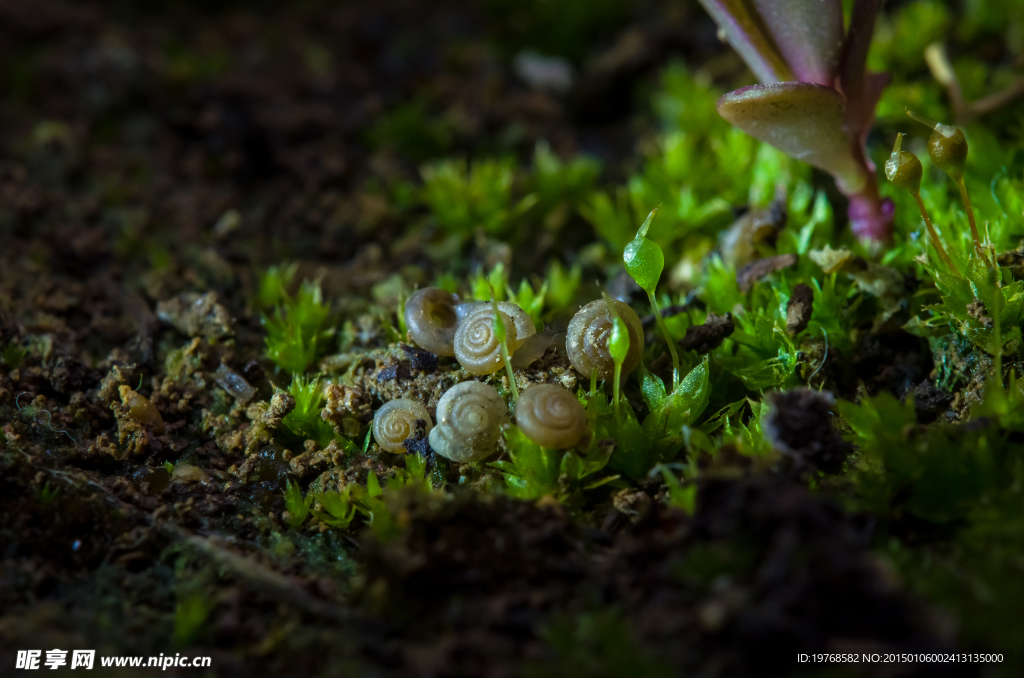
<box><xmin>403</xmin><ymin>288</ymin><xmax>541</xmax><ymax>375</ymax></box>
<box><xmin>372</xmin><ymin>289</ymin><xmax>645</xmax><ymax>462</ymax></box>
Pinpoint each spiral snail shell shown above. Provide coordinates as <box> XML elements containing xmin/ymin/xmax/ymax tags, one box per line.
<box><xmin>405</xmin><ymin>287</ymin><xmax>461</xmax><ymax>356</ymax></box>
<box><xmin>456</xmin><ymin>302</ymin><xmax>535</xmax><ymax>348</ymax></box>
<box><xmin>428</xmin><ymin>381</ymin><xmax>509</xmax><ymax>462</ymax></box>
<box><xmin>515</xmin><ymin>383</ymin><xmax>589</xmax><ymax>449</ymax></box>
<box><xmin>454</xmin><ymin>306</ymin><xmax>519</xmax><ymax>375</ymax></box>
<box><xmin>372</xmin><ymin>398</ymin><xmax>433</xmax><ymax>453</ymax></box>
<box><xmin>566</xmin><ymin>299</ymin><xmax>644</xmax><ymax>380</ymax></box>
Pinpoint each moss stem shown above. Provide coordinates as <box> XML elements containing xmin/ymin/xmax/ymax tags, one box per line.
<box><xmin>956</xmin><ymin>178</ymin><xmax>992</xmax><ymax>268</ymax></box>
<box><xmin>913</xmin><ymin>194</ymin><xmax>961</xmax><ymax>278</ymax></box>
<box><xmin>500</xmin><ymin>339</ymin><xmax>518</xmax><ymax>403</ymax></box>
<box><xmin>613</xmin><ymin>364</ymin><xmax>622</xmax><ymax>425</ymax></box>
<box><xmin>647</xmin><ymin>290</ymin><xmax>680</xmax><ymax>391</ymax></box>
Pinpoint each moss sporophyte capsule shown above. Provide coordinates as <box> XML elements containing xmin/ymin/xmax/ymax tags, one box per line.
<box><xmin>884</xmin><ymin>133</ymin><xmax>960</xmax><ymax>278</ymax></box>
<box><xmin>907</xmin><ymin>110</ymin><xmax>990</xmax><ymax>268</ymax></box>
<box><xmin>623</xmin><ymin>209</ymin><xmax>665</xmax><ymax>293</ymax></box>
<box><xmin>623</xmin><ymin>207</ymin><xmax>681</xmax><ymax>389</ymax></box>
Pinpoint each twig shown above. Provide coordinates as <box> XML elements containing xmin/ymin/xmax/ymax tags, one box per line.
<box><xmin>926</xmin><ymin>42</ymin><xmax>1024</xmax><ymax>123</ymax></box>
<box><xmin>12</xmin><ymin>449</ymin><xmax>356</xmax><ymax>623</ymax></box>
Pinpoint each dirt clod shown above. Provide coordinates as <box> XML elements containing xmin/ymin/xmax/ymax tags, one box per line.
<box><xmin>763</xmin><ymin>388</ymin><xmax>851</xmax><ymax>474</ymax></box>
<box><xmin>679</xmin><ymin>312</ymin><xmax>735</xmax><ymax>354</ymax></box>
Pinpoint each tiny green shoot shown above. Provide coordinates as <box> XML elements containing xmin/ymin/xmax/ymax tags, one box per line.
<box><xmin>283</xmin><ymin>479</ymin><xmax>312</xmax><ymax>528</ymax></box>
<box><xmin>491</xmin><ymin>291</ymin><xmax>519</xmax><ymax>402</ymax></box>
<box><xmin>603</xmin><ymin>292</ymin><xmax>629</xmax><ymax>423</ymax></box>
<box><xmin>624</xmin><ymin>207</ymin><xmax>680</xmax><ymax>389</ymax></box>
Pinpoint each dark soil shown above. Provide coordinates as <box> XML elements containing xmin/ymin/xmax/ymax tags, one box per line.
<box><xmin>0</xmin><ymin>1</ymin><xmax>987</xmax><ymax>676</ymax></box>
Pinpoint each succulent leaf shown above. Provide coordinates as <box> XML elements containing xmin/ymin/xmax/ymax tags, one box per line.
<box><xmin>717</xmin><ymin>82</ymin><xmax>866</xmax><ymax>195</ymax></box>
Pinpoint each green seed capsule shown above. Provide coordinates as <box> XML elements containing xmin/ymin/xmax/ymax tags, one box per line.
<box><xmin>884</xmin><ymin>133</ymin><xmax>922</xmax><ymax>195</ymax></box>
<box><xmin>927</xmin><ymin>125</ymin><xmax>968</xmax><ymax>182</ymax></box>
<box><xmin>608</xmin><ymin>317</ymin><xmax>630</xmax><ymax>364</ymax></box>
<box><xmin>623</xmin><ymin>207</ymin><xmax>664</xmax><ymax>294</ymax></box>
<box><xmin>907</xmin><ymin>110</ymin><xmax>968</xmax><ymax>182</ymax></box>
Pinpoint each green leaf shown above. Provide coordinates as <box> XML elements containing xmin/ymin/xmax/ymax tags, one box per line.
<box><xmin>639</xmin><ymin>365</ymin><xmax>667</xmax><ymax>411</ymax></box>
<box><xmin>283</xmin><ymin>479</ymin><xmax>311</xmax><ymax>528</ymax></box>
<box><xmin>366</xmin><ymin>472</ymin><xmax>383</xmax><ymax>498</ymax></box>
<box><xmin>667</xmin><ymin>356</ymin><xmax>711</xmax><ymax>428</ymax></box>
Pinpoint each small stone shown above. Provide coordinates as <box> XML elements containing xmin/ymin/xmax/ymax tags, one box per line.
<box><xmin>214</xmin><ymin>363</ymin><xmax>256</xmax><ymax>404</ymax></box>
<box><xmin>257</xmin><ymin>392</ymin><xmax>295</xmax><ymax>429</ymax></box>
<box><xmin>118</xmin><ymin>385</ymin><xmax>165</xmax><ymax>433</ymax></box>
<box><xmin>400</xmin><ymin>343</ymin><xmax>438</xmax><ymax>373</ymax></box>
<box><xmin>171</xmin><ymin>464</ymin><xmax>210</xmax><ymax>485</ymax></box>
<box><xmin>966</xmin><ymin>299</ymin><xmax>993</xmax><ymax>328</ymax></box>
<box><xmin>156</xmin><ymin>292</ymin><xmax>233</xmax><ymax>339</ymax></box>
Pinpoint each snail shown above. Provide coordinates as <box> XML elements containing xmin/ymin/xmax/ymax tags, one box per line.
<box><xmin>454</xmin><ymin>306</ymin><xmax>520</xmax><ymax>375</ymax></box>
<box><xmin>372</xmin><ymin>398</ymin><xmax>433</xmax><ymax>453</ymax></box>
<box><xmin>428</xmin><ymin>381</ymin><xmax>508</xmax><ymax>462</ymax></box>
<box><xmin>456</xmin><ymin>301</ymin><xmax>536</xmax><ymax>348</ymax></box>
<box><xmin>566</xmin><ymin>299</ymin><xmax>644</xmax><ymax>380</ymax></box>
<box><xmin>404</xmin><ymin>287</ymin><xmax>461</xmax><ymax>356</ymax></box>
<box><xmin>515</xmin><ymin>383</ymin><xmax>589</xmax><ymax>449</ymax></box>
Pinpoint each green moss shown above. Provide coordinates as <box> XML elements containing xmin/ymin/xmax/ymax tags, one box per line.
<box><xmin>279</xmin><ymin>375</ymin><xmax>352</xmax><ymax>450</ymax></box>
<box><xmin>1</xmin><ymin>342</ymin><xmax>26</xmax><ymax>369</ymax></box>
<box><xmin>283</xmin><ymin>479</ymin><xmax>313</xmax><ymax>528</ymax></box>
<box><xmin>490</xmin><ymin>425</ymin><xmax>615</xmax><ymax>501</ymax></box>
<box><xmin>421</xmin><ymin>157</ymin><xmax>529</xmax><ymax>240</ymax></box>
<box><xmin>261</xmin><ymin>276</ymin><xmax>334</xmax><ymax>376</ymax></box>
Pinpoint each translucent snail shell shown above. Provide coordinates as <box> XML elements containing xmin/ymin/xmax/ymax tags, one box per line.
<box><xmin>428</xmin><ymin>381</ymin><xmax>509</xmax><ymax>462</ymax></box>
<box><xmin>405</xmin><ymin>287</ymin><xmax>461</xmax><ymax>356</ymax></box>
<box><xmin>456</xmin><ymin>301</ymin><xmax>535</xmax><ymax>349</ymax></box>
<box><xmin>566</xmin><ymin>299</ymin><xmax>644</xmax><ymax>380</ymax></box>
<box><xmin>515</xmin><ymin>384</ymin><xmax>589</xmax><ymax>449</ymax></box>
<box><xmin>454</xmin><ymin>306</ymin><xmax>519</xmax><ymax>375</ymax></box>
<box><xmin>496</xmin><ymin>302</ymin><xmax>535</xmax><ymax>349</ymax></box>
<box><xmin>372</xmin><ymin>398</ymin><xmax>433</xmax><ymax>453</ymax></box>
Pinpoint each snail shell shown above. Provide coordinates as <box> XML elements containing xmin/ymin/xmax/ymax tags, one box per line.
<box><xmin>405</xmin><ymin>287</ymin><xmax>461</xmax><ymax>356</ymax></box>
<box><xmin>372</xmin><ymin>398</ymin><xmax>433</xmax><ymax>453</ymax></box>
<box><xmin>428</xmin><ymin>381</ymin><xmax>509</xmax><ymax>462</ymax></box>
<box><xmin>454</xmin><ymin>306</ymin><xmax>519</xmax><ymax>375</ymax></box>
<box><xmin>515</xmin><ymin>383</ymin><xmax>589</xmax><ymax>449</ymax></box>
<box><xmin>566</xmin><ymin>299</ymin><xmax>644</xmax><ymax>380</ymax></box>
<box><xmin>456</xmin><ymin>301</ymin><xmax>535</xmax><ymax>349</ymax></box>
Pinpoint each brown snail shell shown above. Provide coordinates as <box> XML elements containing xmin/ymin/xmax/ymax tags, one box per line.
<box><xmin>405</xmin><ymin>287</ymin><xmax>461</xmax><ymax>356</ymax></box>
<box><xmin>454</xmin><ymin>306</ymin><xmax>519</xmax><ymax>375</ymax></box>
<box><xmin>428</xmin><ymin>381</ymin><xmax>508</xmax><ymax>462</ymax></box>
<box><xmin>456</xmin><ymin>301</ymin><xmax>535</xmax><ymax>349</ymax></box>
<box><xmin>372</xmin><ymin>398</ymin><xmax>433</xmax><ymax>453</ymax></box>
<box><xmin>566</xmin><ymin>299</ymin><xmax>644</xmax><ymax>381</ymax></box>
<box><xmin>515</xmin><ymin>383</ymin><xmax>589</xmax><ymax>449</ymax></box>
